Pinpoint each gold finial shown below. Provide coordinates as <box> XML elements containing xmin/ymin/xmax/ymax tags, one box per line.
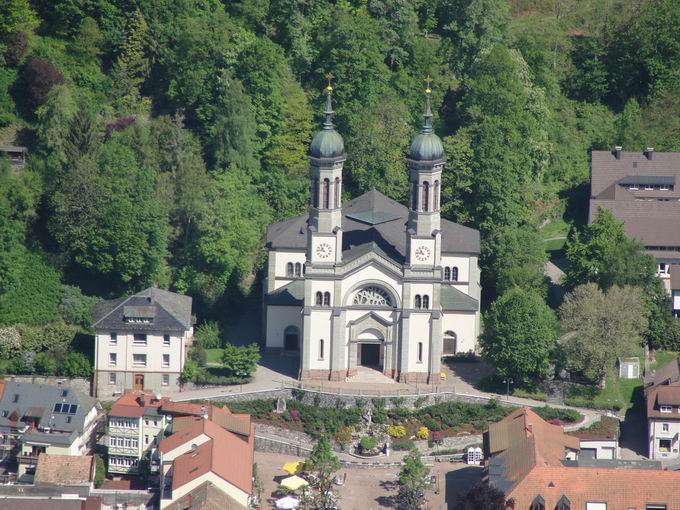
<box><xmin>325</xmin><ymin>72</ymin><xmax>334</xmax><ymax>92</ymax></box>
<box><xmin>424</xmin><ymin>75</ymin><xmax>432</xmax><ymax>94</ymax></box>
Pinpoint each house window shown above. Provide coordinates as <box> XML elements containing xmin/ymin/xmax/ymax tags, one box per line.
<box><xmin>145</xmin><ymin>435</ymin><xmax>149</xmax><ymax>445</ymax></box>
<box><xmin>109</xmin><ymin>373</ymin><xmax>117</xmax><ymax>385</ymax></box>
<box><xmin>411</xmin><ymin>181</ymin><xmax>418</xmax><ymax>209</ymax></box>
<box><xmin>163</xmin><ymin>334</ymin><xmax>170</xmax><ymax>346</ymax></box>
<box><xmin>530</xmin><ymin>495</ymin><xmax>545</xmax><ymax>510</ymax></box>
<box><xmin>660</xmin><ymin>405</ymin><xmax>672</xmax><ymax>413</ymax></box>
<box><xmin>415</xmin><ymin>295</ymin><xmax>422</xmax><ymax>309</ymax></box>
<box><xmin>109</xmin><ymin>353</ymin><xmax>117</xmax><ymax>367</ymax></box>
<box><xmin>319</xmin><ymin>339</ymin><xmax>324</xmax><ymax>360</ymax></box>
<box><xmin>295</xmin><ymin>262</ymin><xmax>302</xmax><ymax>277</ymax></box>
<box><xmin>323</xmin><ymin>292</ymin><xmax>331</xmax><ymax>307</ymax></box>
<box><xmin>12</xmin><ymin>394</ymin><xmax>19</xmax><ymax>403</ymax></box>
<box><xmin>110</xmin><ymin>333</ymin><xmax>118</xmax><ymax>345</ymax></box>
<box><xmin>162</xmin><ymin>374</ymin><xmax>169</xmax><ymax>386</ymax></box>
<box><xmin>663</xmin><ymin>423</ymin><xmax>670</xmax><ymax>432</ymax></box>
<box><xmin>451</xmin><ymin>267</ymin><xmax>459</xmax><ymax>281</ymax></box>
<box><xmin>133</xmin><ymin>354</ymin><xmax>147</xmax><ymax>367</ymax></box>
<box><xmin>433</xmin><ymin>180</ymin><xmax>439</xmax><ymax>210</ymax></box>
<box><xmin>1</xmin><ymin>411</ymin><xmax>7</xmax><ymax>418</ymax></box>
<box><xmin>444</xmin><ymin>267</ymin><xmax>451</xmax><ymax>280</ymax></box>
<box><xmin>659</xmin><ymin>438</ymin><xmax>672</xmax><ymax>453</ymax></box>
<box><xmin>422</xmin><ymin>181</ymin><xmax>430</xmax><ymax>212</ymax></box>
<box><xmin>417</xmin><ymin>342</ymin><xmax>423</xmax><ymax>363</ymax></box>
<box><xmin>162</xmin><ymin>354</ymin><xmax>170</xmax><ymax>368</ymax></box>
<box><xmin>334</xmin><ymin>177</ymin><xmax>340</xmax><ymax>208</ymax></box>
<box><xmin>556</xmin><ymin>495</ymin><xmax>571</xmax><ymax>510</ymax></box>
<box><xmin>312</xmin><ymin>178</ymin><xmax>319</xmax><ymax>207</ymax></box>
<box><xmin>422</xmin><ymin>295</ymin><xmax>429</xmax><ymax>309</ymax></box>
<box><xmin>133</xmin><ymin>334</ymin><xmax>147</xmax><ymax>346</ymax></box>
<box><xmin>287</xmin><ymin>262</ymin><xmax>294</xmax><ymax>277</ymax></box>
<box><xmin>322</xmin><ymin>178</ymin><xmax>330</xmax><ymax>209</ymax></box>
<box><xmin>316</xmin><ymin>292</ymin><xmax>323</xmax><ymax>306</ymax></box>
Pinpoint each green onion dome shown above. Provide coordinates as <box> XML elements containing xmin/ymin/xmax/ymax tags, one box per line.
<box><xmin>309</xmin><ymin>88</ymin><xmax>345</xmax><ymax>159</ymax></box>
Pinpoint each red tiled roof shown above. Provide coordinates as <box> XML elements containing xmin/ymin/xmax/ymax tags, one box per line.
<box><xmin>109</xmin><ymin>391</ymin><xmax>167</xmax><ymax>418</ymax></box>
<box><xmin>647</xmin><ymin>385</ymin><xmax>680</xmax><ymax>419</ymax></box>
<box><xmin>162</xmin><ymin>401</ymin><xmax>251</xmax><ymax>438</ymax></box>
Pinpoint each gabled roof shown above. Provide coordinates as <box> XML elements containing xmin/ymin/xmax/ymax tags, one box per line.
<box><xmin>645</xmin><ymin>357</ymin><xmax>680</xmax><ymax>389</ymax></box>
<box><xmin>266</xmin><ymin>189</ymin><xmax>480</xmax><ymax>260</ymax></box>
<box><xmin>441</xmin><ymin>285</ymin><xmax>479</xmax><ymax>311</ymax></box>
<box><xmin>109</xmin><ymin>391</ymin><xmax>166</xmax><ymax>418</ymax></box>
<box><xmin>173</xmin><ymin>481</ymin><xmax>248</xmax><ymax>510</ymax></box>
<box><xmin>264</xmin><ymin>280</ymin><xmax>304</xmax><ymax>306</ymax></box>
<box><xmin>160</xmin><ymin>418</ymin><xmax>254</xmax><ymax>495</ymax></box>
<box><xmin>92</xmin><ymin>287</ymin><xmax>192</xmax><ymax>332</ymax></box>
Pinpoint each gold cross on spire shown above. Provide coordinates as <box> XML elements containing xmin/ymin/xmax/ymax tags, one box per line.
<box><xmin>325</xmin><ymin>72</ymin><xmax>334</xmax><ymax>92</ymax></box>
<box><xmin>424</xmin><ymin>75</ymin><xmax>432</xmax><ymax>94</ymax></box>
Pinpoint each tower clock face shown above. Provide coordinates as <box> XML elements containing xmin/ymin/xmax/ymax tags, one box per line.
<box><xmin>316</xmin><ymin>242</ymin><xmax>332</xmax><ymax>259</ymax></box>
<box><xmin>414</xmin><ymin>245</ymin><xmax>431</xmax><ymax>262</ymax></box>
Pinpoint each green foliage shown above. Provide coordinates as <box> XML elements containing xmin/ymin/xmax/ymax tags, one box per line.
<box><xmin>179</xmin><ymin>359</ymin><xmax>199</xmax><ymax>385</ymax></box>
<box><xmin>0</xmin><ymin>0</ymin><xmax>39</xmax><ymax>37</ymax></box>
<box><xmin>454</xmin><ymin>482</ymin><xmax>509</xmax><ymax>510</ymax></box>
<box><xmin>94</xmin><ymin>455</ymin><xmax>105</xmax><ymax>488</ymax></box>
<box><xmin>533</xmin><ymin>406</ymin><xmax>581</xmax><ymax>423</ymax></box>
<box><xmin>195</xmin><ymin>321</ymin><xmax>221</xmax><ymax>349</ymax></box>
<box><xmin>304</xmin><ymin>436</ymin><xmax>341</xmax><ymax>510</ymax></box>
<box><xmin>34</xmin><ymin>351</ymin><xmax>57</xmax><ymax>375</ymax></box>
<box><xmin>58</xmin><ymin>285</ymin><xmax>99</xmax><ymax>327</ymax></box>
<box><xmin>480</xmin><ymin>287</ymin><xmax>558</xmax><ymax>383</ymax></box>
<box><xmin>387</xmin><ymin>424</ymin><xmax>407</xmax><ymax>439</ymax></box>
<box><xmin>359</xmin><ymin>435</ymin><xmax>378</xmax><ymax>452</ymax></box>
<box><xmin>410</xmin><ymin>399</ymin><xmax>510</xmax><ymax>432</ymax></box>
<box><xmin>396</xmin><ymin>447</ymin><xmax>430</xmax><ymax>510</ymax></box>
<box><xmin>60</xmin><ymin>351</ymin><xmax>92</xmax><ymax>377</ymax></box>
<box><xmin>221</xmin><ymin>343</ymin><xmax>260</xmax><ymax>377</ymax></box>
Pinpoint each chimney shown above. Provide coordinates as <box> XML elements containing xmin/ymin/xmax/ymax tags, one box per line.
<box><xmin>613</xmin><ymin>146</ymin><xmax>622</xmax><ymax>160</ymax></box>
<box><xmin>645</xmin><ymin>147</ymin><xmax>654</xmax><ymax>160</ymax></box>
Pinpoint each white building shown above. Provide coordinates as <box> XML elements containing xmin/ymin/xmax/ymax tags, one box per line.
<box><xmin>263</xmin><ymin>86</ymin><xmax>481</xmax><ymax>383</ymax></box>
<box><xmin>645</xmin><ymin>358</ymin><xmax>680</xmax><ymax>460</ymax></box>
<box><xmin>93</xmin><ymin>287</ymin><xmax>194</xmax><ymax>397</ymax></box>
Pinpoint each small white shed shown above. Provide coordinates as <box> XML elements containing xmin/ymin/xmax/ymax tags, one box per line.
<box><xmin>617</xmin><ymin>357</ymin><xmax>640</xmax><ymax>379</ymax></box>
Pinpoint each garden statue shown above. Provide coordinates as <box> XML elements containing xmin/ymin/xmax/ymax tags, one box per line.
<box><xmin>364</xmin><ymin>407</ymin><xmax>372</xmax><ymax>429</ymax></box>
<box><xmin>275</xmin><ymin>395</ymin><xmax>287</xmax><ymax>414</ymax></box>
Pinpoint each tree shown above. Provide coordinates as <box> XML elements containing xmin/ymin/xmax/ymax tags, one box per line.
<box><xmin>221</xmin><ymin>343</ymin><xmax>260</xmax><ymax>378</ymax></box>
<box><xmin>60</xmin><ymin>352</ymin><xmax>93</xmax><ymax>377</ymax></box>
<box><xmin>110</xmin><ymin>9</ymin><xmax>150</xmax><ymax>112</ymax></box>
<box><xmin>480</xmin><ymin>287</ymin><xmax>558</xmax><ymax>383</ymax></box>
<box><xmin>16</xmin><ymin>57</ymin><xmax>64</xmax><ymax>113</ymax></box>
<box><xmin>303</xmin><ymin>436</ymin><xmax>341</xmax><ymax>510</ymax></box>
<box><xmin>564</xmin><ymin>36</ymin><xmax>609</xmax><ymax>103</ymax></box>
<box><xmin>396</xmin><ymin>447</ymin><xmax>430</xmax><ymax>510</ymax></box>
<box><xmin>71</xmin><ymin>17</ymin><xmax>103</xmax><ymax>59</ymax></box>
<box><xmin>560</xmin><ymin>283</ymin><xmax>648</xmax><ymax>387</ymax></box>
<box><xmin>0</xmin><ymin>0</ymin><xmax>38</xmax><ymax>37</ymax></box>
<box><xmin>195</xmin><ymin>321</ymin><xmax>221</xmax><ymax>349</ymax></box>
<box><xmin>454</xmin><ymin>482</ymin><xmax>510</xmax><ymax>510</ymax></box>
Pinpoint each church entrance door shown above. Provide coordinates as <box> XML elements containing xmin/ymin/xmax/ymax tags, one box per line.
<box><xmin>359</xmin><ymin>343</ymin><xmax>381</xmax><ymax>367</ymax></box>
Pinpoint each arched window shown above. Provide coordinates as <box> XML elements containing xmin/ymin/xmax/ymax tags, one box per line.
<box><xmin>322</xmin><ymin>178</ymin><xmax>330</xmax><ymax>209</ymax></box>
<box><xmin>294</xmin><ymin>263</ymin><xmax>302</xmax><ymax>277</ymax></box>
<box><xmin>286</xmin><ymin>262</ymin><xmax>294</xmax><ymax>277</ymax></box>
<box><xmin>411</xmin><ymin>181</ymin><xmax>418</xmax><ymax>210</ymax></box>
<box><xmin>323</xmin><ymin>292</ymin><xmax>331</xmax><ymax>307</ymax></box>
<box><xmin>555</xmin><ymin>495</ymin><xmax>570</xmax><ymax>510</ymax></box>
<box><xmin>284</xmin><ymin>326</ymin><xmax>299</xmax><ymax>351</ymax></box>
<box><xmin>443</xmin><ymin>331</ymin><xmax>457</xmax><ymax>356</ymax></box>
<box><xmin>422</xmin><ymin>181</ymin><xmax>430</xmax><ymax>212</ymax></box>
<box><xmin>334</xmin><ymin>177</ymin><xmax>340</xmax><ymax>208</ymax></box>
<box><xmin>530</xmin><ymin>495</ymin><xmax>545</xmax><ymax>510</ymax></box>
<box><xmin>434</xmin><ymin>180</ymin><xmax>440</xmax><ymax>210</ymax></box>
<box><xmin>422</xmin><ymin>295</ymin><xmax>429</xmax><ymax>309</ymax></box>
<box><xmin>352</xmin><ymin>286</ymin><xmax>393</xmax><ymax>307</ymax></box>
<box><xmin>415</xmin><ymin>295</ymin><xmax>422</xmax><ymax>309</ymax></box>
<box><xmin>319</xmin><ymin>339</ymin><xmax>325</xmax><ymax>360</ymax></box>
<box><xmin>312</xmin><ymin>178</ymin><xmax>319</xmax><ymax>207</ymax></box>
<box><xmin>444</xmin><ymin>267</ymin><xmax>451</xmax><ymax>280</ymax></box>
<box><xmin>315</xmin><ymin>292</ymin><xmax>323</xmax><ymax>306</ymax></box>
<box><xmin>417</xmin><ymin>342</ymin><xmax>424</xmax><ymax>363</ymax></box>
<box><xmin>451</xmin><ymin>267</ymin><xmax>459</xmax><ymax>282</ymax></box>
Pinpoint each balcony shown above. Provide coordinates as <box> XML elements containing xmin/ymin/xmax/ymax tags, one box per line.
<box><xmin>17</xmin><ymin>454</ymin><xmax>38</xmax><ymax>466</ymax></box>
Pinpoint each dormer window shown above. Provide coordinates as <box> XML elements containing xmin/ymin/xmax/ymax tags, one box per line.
<box><xmin>660</xmin><ymin>405</ymin><xmax>672</xmax><ymax>413</ymax></box>
<box><xmin>530</xmin><ymin>495</ymin><xmax>545</xmax><ymax>510</ymax></box>
<box><xmin>556</xmin><ymin>495</ymin><xmax>571</xmax><ymax>510</ymax></box>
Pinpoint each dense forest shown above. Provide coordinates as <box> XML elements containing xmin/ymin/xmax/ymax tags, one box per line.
<box><xmin>1</xmin><ymin>0</ymin><xmax>680</xmax><ymax>377</ymax></box>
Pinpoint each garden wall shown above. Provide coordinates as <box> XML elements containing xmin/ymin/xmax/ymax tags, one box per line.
<box><xmin>3</xmin><ymin>374</ymin><xmax>91</xmax><ymax>396</ymax></box>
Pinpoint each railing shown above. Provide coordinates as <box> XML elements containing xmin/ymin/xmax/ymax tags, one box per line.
<box><xmin>278</xmin><ymin>380</ymin><xmax>449</xmax><ymax>397</ymax></box>
<box><xmin>17</xmin><ymin>455</ymin><xmax>38</xmax><ymax>465</ymax></box>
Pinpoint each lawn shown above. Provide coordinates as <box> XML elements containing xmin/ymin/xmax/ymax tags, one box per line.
<box><xmin>565</xmin><ymin>370</ymin><xmax>642</xmax><ymax>411</ymax></box>
<box><xmin>205</xmin><ymin>348</ymin><xmax>224</xmax><ymax>364</ymax></box>
<box><xmin>651</xmin><ymin>350</ymin><xmax>678</xmax><ymax>371</ymax></box>
<box><xmin>540</xmin><ymin>218</ymin><xmax>569</xmax><ymax>255</ymax></box>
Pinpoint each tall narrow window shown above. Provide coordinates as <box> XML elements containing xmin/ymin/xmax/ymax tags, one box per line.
<box><xmin>295</xmin><ymin>262</ymin><xmax>302</xmax><ymax>277</ymax></box>
<box><xmin>334</xmin><ymin>177</ymin><xmax>340</xmax><ymax>208</ymax></box>
<box><xmin>411</xmin><ymin>181</ymin><xmax>418</xmax><ymax>209</ymax></box>
<box><xmin>287</xmin><ymin>262</ymin><xmax>294</xmax><ymax>277</ymax></box>
<box><xmin>423</xmin><ymin>295</ymin><xmax>429</xmax><ymax>309</ymax></box>
<box><xmin>312</xmin><ymin>178</ymin><xmax>319</xmax><ymax>207</ymax></box>
<box><xmin>323</xmin><ymin>292</ymin><xmax>331</xmax><ymax>306</ymax></box>
<box><xmin>434</xmin><ymin>180</ymin><xmax>440</xmax><ymax>210</ymax></box>
<box><xmin>323</xmin><ymin>178</ymin><xmax>330</xmax><ymax>209</ymax></box>
<box><xmin>451</xmin><ymin>267</ymin><xmax>459</xmax><ymax>282</ymax></box>
<box><xmin>422</xmin><ymin>181</ymin><xmax>430</xmax><ymax>212</ymax></box>
<box><xmin>444</xmin><ymin>267</ymin><xmax>451</xmax><ymax>280</ymax></box>
<box><xmin>319</xmin><ymin>339</ymin><xmax>325</xmax><ymax>360</ymax></box>
<box><xmin>315</xmin><ymin>292</ymin><xmax>323</xmax><ymax>306</ymax></box>
<box><xmin>417</xmin><ymin>342</ymin><xmax>423</xmax><ymax>363</ymax></box>
<box><xmin>415</xmin><ymin>295</ymin><xmax>422</xmax><ymax>309</ymax></box>
<box><xmin>530</xmin><ymin>496</ymin><xmax>545</xmax><ymax>510</ymax></box>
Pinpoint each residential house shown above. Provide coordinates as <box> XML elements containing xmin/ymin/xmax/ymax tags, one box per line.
<box><xmin>484</xmin><ymin>407</ymin><xmax>680</xmax><ymax>509</ymax></box>
<box><xmin>92</xmin><ymin>287</ymin><xmax>194</xmax><ymax>397</ymax></box>
<box><xmin>568</xmin><ymin>415</ymin><xmax>620</xmax><ymax>460</ymax></box>
<box><xmin>644</xmin><ymin>357</ymin><xmax>680</xmax><ymax>460</ymax></box>
<box><xmin>106</xmin><ymin>391</ymin><xmax>168</xmax><ymax>476</ymax></box>
<box><xmin>589</xmin><ymin>148</ymin><xmax>680</xmax><ymax>314</ymax></box>
<box><xmin>0</xmin><ymin>381</ymin><xmax>99</xmax><ymax>480</ymax></box>
<box><xmin>158</xmin><ymin>416</ymin><xmax>254</xmax><ymax>510</ymax></box>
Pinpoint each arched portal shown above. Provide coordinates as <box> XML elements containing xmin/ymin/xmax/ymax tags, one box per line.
<box><xmin>443</xmin><ymin>330</ymin><xmax>457</xmax><ymax>357</ymax></box>
<box><xmin>356</xmin><ymin>328</ymin><xmax>384</xmax><ymax>369</ymax></box>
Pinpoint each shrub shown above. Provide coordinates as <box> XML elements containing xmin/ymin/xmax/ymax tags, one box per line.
<box><xmin>17</xmin><ymin>57</ymin><xmax>64</xmax><ymax>111</ymax></box>
<box><xmin>190</xmin><ymin>367</ymin><xmax>249</xmax><ymax>386</ymax></box>
<box><xmin>225</xmin><ymin>399</ymin><xmax>275</xmax><ymax>419</ymax></box>
<box><xmin>94</xmin><ymin>455</ymin><xmax>105</xmax><ymax>488</ymax></box>
<box><xmin>59</xmin><ymin>352</ymin><xmax>92</xmax><ymax>377</ymax></box>
<box><xmin>534</xmin><ymin>406</ymin><xmax>582</xmax><ymax>424</ymax></box>
<box><xmin>16</xmin><ymin>322</ymin><xmax>76</xmax><ymax>353</ymax></box>
<box><xmin>4</xmin><ymin>31</ymin><xmax>29</xmax><ymax>66</ymax></box>
<box><xmin>195</xmin><ymin>321</ymin><xmax>221</xmax><ymax>349</ymax></box>
<box><xmin>35</xmin><ymin>351</ymin><xmax>57</xmax><ymax>375</ymax></box>
<box><xmin>222</xmin><ymin>343</ymin><xmax>260</xmax><ymax>377</ymax></box>
<box><xmin>189</xmin><ymin>342</ymin><xmax>207</xmax><ymax>367</ymax></box>
<box><xmin>58</xmin><ymin>285</ymin><xmax>99</xmax><ymax>327</ymax></box>
<box><xmin>0</xmin><ymin>327</ymin><xmax>20</xmax><ymax>358</ymax></box>
<box><xmin>335</xmin><ymin>426</ymin><xmax>353</xmax><ymax>449</ymax></box>
<box><xmin>289</xmin><ymin>409</ymin><xmax>299</xmax><ymax>421</ymax></box>
<box><xmin>392</xmin><ymin>439</ymin><xmax>415</xmax><ymax>451</ymax></box>
<box><xmin>387</xmin><ymin>424</ymin><xmax>407</xmax><ymax>439</ymax></box>
<box><xmin>416</xmin><ymin>426</ymin><xmax>429</xmax><ymax>440</ymax></box>
<box><xmin>359</xmin><ymin>436</ymin><xmax>378</xmax><ymax>452</ymax></box>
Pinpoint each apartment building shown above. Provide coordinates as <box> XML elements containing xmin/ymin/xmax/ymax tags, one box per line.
<box><xmin>644</xmin><ymin>357</ymin><xmax>680</xmax><ymax>460</ymax></box>
<box><xmin>0</xmin><ymin>381</ymin><xmax>99</xmax><ymax>480</ymax></box>
<box><xmin>92</xmin><ymin>287</ymin><xmax>194</xmax><ymax>397</ymax></box>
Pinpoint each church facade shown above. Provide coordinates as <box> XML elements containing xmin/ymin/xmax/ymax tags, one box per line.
<box><xmin>263</xmin><ymin>85</ymin><xmax>481</xmax><ymax>383</ymax></box>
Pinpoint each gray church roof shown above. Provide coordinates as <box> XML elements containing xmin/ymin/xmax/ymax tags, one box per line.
<box><xmin>266</xmin><ymin>189</ymin><xmax>480</xmax><ymax>262</ymax></box>
<box><xmin>265</xmin><ymin>280</ymin><xmax>304</xmax><ymax>306</ymax></box>
<box><xmin>441</xmin><ymin>285</ymin><xmax>479</xmax><ymax>311</ymax></box>
<box><xmin>92</xmin><ymin>287</ymin><xmax>193</xmax><ymax>332</ymax></box>
<box><xmin>0</xmin><ymin>381</ymin><xmax>96</xmax><ymax>446</ymax></box>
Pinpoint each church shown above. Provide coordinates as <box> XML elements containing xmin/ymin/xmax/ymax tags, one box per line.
<box><xmin>263</xmin><ymin>82</ymin><xmax>481</xmax><ymax>383</ymax></box>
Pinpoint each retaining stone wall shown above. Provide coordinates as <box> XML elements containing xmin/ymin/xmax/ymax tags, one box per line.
<box><xmin>4</xmin><ymin>375</ymin><xmax>92</xmax><ymax>396</ymax></box>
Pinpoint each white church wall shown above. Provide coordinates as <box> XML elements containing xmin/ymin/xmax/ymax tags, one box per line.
<box><xmin>409</xmin><ymin>283</ymin><xmax>435</xmax><ymax>308</ymax></box>
<box><xmin>311</xmin><ymin>280</ymin><xmax>335</xmax><ymax>305</ymax></box>
<box><xmin>408</xmin><ymin>312</ymin><xmax>432</xmax><ymax>373</ymax></box>
<box><xmin>272</xmin><ymin>250</ymin><xmax>307</xmax><ymax>291</ymax></box>
<box><xmin>309</xmin><ymin>310</ymin><xmax>333</xmax><ymax>369</ymax></box>
<box><xmin>266</xmin><ymin>306</ymin><xmax>303</xmax><ymax>348</ymax></box>
<box><xmin>340</xmin><ymin>264</ymin><xmax>403</xmax><ymax>305</ymax></box>
<box><xmin>442</xmin><ymin>311</ymin><xmax>478</xmax><ymax>354</ymax></box>
<box><xmin>440</xmin><ymin>255</ymin><xmax>470</xmax><ymax>282</ymax></box>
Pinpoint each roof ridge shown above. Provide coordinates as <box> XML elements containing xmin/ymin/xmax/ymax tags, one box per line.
<box><xmin>92</xmin><ymin>294</ymin><xmax>135</xmax><ymax>327</ymax></box>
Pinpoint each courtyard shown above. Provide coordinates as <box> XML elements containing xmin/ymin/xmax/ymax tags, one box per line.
<box><xmin>253</xmin><ymin>451</ymin><xmax>482</xmax><ymax>510</ymax></box>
